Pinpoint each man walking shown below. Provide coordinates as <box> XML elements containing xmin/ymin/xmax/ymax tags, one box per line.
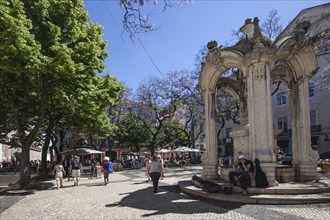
<box><xmin>70</xmin><ymin>155</ymin><xmax>83</xmax><ymax>186</ymax></box>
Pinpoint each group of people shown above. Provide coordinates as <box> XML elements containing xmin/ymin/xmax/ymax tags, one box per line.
<box><xmin>52</xmin><ymin>155</ymin><xmax>83</xmax><ymax>189</ymax></box>
<box><xmin>53</xmin><ymin>155</ymin><xmax>115</xmax><ymax>189</ymax></box>
<box><xmin>228</xmin><ymin>154</ymin><xmax>269</xmax><ymax>193</ymax></box>
<box><xmin>53</xmin><ymin>153</ymin><xmax>268</xmax><ymax>194</ymax></box>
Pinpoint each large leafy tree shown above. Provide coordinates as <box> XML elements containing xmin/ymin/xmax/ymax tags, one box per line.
<box><xmin>0</xmin><ymin>0</ymin><xmax>121</xmax><ymax>189</ymax></box>
<box><xmin>39</xmin><ymin>73</ymin><xmax>123</xmax><ymax>174</ymax></box>
<box><xmin>128</xmin><ymin>76</ymin><xmax>181</xmax><ymax>155</ymax></box>
<box><xmin>165</xmin><ymin>70</ymin><xmax>204</xmax><ymax>148</ymax></box>
<box><xmin>0</xmin><ymin>0</ymin><xmax>45</xmax><ymax>189</ymax></box>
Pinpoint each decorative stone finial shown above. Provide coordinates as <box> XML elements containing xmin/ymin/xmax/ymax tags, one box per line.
<box><xmin>207</xmin><ymin>41</ymin><xmax>218</xmax><ymax>51</ymax></box>
<box><xmin>252</xmin><ymin>17</ymin><xmax>263</xmax><ymax>41</ymax></box>
<box><xmin>240</xmin><ymin>18</ymin><xmax>255</xmax><ymax>39</ymax></box>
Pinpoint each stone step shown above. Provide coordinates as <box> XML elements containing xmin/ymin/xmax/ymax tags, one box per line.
<box><xmin>179</xmin><ymin>180</ymin><xmax>330</xmax><ymax>205</ymax></box>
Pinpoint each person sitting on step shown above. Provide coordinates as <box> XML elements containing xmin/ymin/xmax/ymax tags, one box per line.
<box><xmin>228</xmin><ymin>155</ymin><xmax>255</xmax><ymax>194</ymax></box>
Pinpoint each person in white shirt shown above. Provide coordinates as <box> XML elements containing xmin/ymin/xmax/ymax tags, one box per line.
<box><xmin>53</xmin><ymin>161</ymin><xmax>66</xmax><ymax>190</ymax></box>
<box><xmin>147</xmin><ymin>156</ymin><xmax>163</xmax><ymax>193</ymax></box>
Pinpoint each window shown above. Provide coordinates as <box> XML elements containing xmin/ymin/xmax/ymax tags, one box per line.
<box><xmin>276</xmin><ymin>92</ymin><xmax>287</xmax><ymax>106</ymax></box>
<box><xmin>310</xmin><ymin>110</ymin><xmax>317</xmax><ymax>126</ymax></box>
<box><xmin>309</xmin><ymin>83</ymin><xmax>315</xmax><ymax>98</ymax></box>
<box><xmin>277</xmin><ymin>116</ymin><xmax>288</xmax><ymax>132</ymax></box>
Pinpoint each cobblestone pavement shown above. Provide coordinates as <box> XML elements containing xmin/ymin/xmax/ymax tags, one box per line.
<box><xmin>0</xmin><ymin>166</ymin><xmax>329</xmax><ymax>220</ymax></box>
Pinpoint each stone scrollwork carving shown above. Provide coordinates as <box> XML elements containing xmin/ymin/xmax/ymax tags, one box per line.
<box><xmin>292</xmin><ymin>21</ymin><xmax>311</xmax><ymax>54</ymax></box>
<box><xmin>270</xmin><ymin>61</ymin><xmax>292</xmax><ymax>84</ymax></box>
<box><xmin>309</xmin><ymin>148</ymin><xmax>319</xmax><ymax>161</ymax></box>
<box><xmin>206</xmin><ymin>50</ymin><xmax>223</xmax><ymax>70</ymax></box>
<box><xmin>254</xmin><ymin>66</ymin><xmax>265</xmax><ymax>81</ymax></box>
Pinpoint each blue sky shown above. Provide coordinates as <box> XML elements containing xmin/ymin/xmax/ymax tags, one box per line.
<box><xmin>84</xmin><ymin>0</ymin><xmax>328</xmax><ymax>90</ymax></box>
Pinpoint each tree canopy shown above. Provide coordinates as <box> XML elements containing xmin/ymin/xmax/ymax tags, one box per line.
<box><xmin>0</xmin><ymin>0</ymin><xmax>122</xmax><ymax>189</ymax></box>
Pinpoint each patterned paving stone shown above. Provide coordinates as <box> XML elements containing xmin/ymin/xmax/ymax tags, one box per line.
<box><xmin>0</xmin><ymin>166</ymin><xmax>329</xmax><ymax>220</ymax></box>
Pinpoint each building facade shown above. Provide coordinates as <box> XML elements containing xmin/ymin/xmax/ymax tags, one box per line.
<box><xmin>274</xmin><ymin>3</ymin><xmax>330</xmax><ymax>155</ymax></box>
<box><xmin>217</xmin><ymin>3</ymin><xmax>330</xmax><ymax>157</ymax></box>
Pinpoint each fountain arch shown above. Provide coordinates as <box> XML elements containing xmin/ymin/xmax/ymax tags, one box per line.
<box><xmin>198</xmin><ymin>18</ymin><xmax>318</xmax><ymax>183</ymax></box>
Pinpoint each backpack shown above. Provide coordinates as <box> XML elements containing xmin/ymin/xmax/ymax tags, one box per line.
<box><xmin>191</xmin><ymin>175</ymin><xmax>204</xmax><ymax>188</ymax></box>
<box><xmin>201</xmin><ymin>180</ymin><xmax>221</xmax><ymax>193</ymax></box>
<box><xmin>72</xmin><ymin>160</ymin><xmax>80</xmax><ymax>169</ymax></box>
<box><xmin>108</xmin><ymin>161</ymin><xmax>113</xmax><ymax>173</ymax></box>
<box><xmin>223</xmin><ymin>185</ymin><xmax>233</xmax><ymax>195</ymax></box>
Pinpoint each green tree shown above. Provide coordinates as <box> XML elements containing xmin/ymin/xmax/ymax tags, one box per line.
<box><xmin>0</xmin><ymin>0</ymin><xmax>45</xmax><ymax>189</ymax></box>
<box><xmin>0</xmin><ymin>0</ymin><xmax>121</xmax><ymax>188</ymax></box>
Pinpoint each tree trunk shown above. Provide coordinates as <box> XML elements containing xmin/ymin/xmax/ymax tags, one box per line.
<box><xmin>41</xmin><ymin>119</ymin><xmax>54</xmax><ymax>175</ymax></box>
<box><xmin>41</xmin><ymin>143</ymin><xmax>49</xmax><ymax>175</ymax></box>
<box><xmin>20</xmin><ymin>145</ymin><xmax>31</xmax><ymax>189</ymax></box>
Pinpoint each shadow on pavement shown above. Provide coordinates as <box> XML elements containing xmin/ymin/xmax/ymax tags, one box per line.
<box><xmin>105</xmin><ymin>184</ymin><xmax>242</xmax><ymax>217</ymax></box>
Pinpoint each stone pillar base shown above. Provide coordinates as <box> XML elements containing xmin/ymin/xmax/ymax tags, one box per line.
<box><xmin>202</xmin><ymin>162</ymin><xmax>220</xmax><ymax>180</ymax></box>
<box><xmin>260</xmin><ymin>163</ymin><xmax>278</xmax><ymax>186</ymax></box>
<box><xmin>296</xmin><ymin>161</ymin><xmax>318</xmax><ymax>182</ymax></box>
<box><xmin>219</xmin><ymin>166</ymin><xmax>232</xmax><ymax>182</ymax></box>
<box><xmin>275</xmin><ymin>166</ymin><xmax>295</xmax><ymax>183</ymax></box>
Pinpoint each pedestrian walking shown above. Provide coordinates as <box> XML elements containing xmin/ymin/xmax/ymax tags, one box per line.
<box><xmin>157</xmin><ymin>155</ymin><xmax>164</xmax><ymax>179</ymax></box>
<box><xmin>52</xmin><ymin>161</ymin><xmax>66</xmax><ymax>190</ymax></box>
<box><xmin>70</xmin><ymin>155</ymin><xmax>82</xmax><ymax>186</ymax></box>
<box><xmin>63</xmin><ymin>156</ymin><xmax>71</xmax><ymax>181</ymax></box>
<box><xmin>102</xmin><ymin>157</ymin><xmax>112</xmax><ymax>185</ymax></box>
<box><xmin>145</xmin><ymin>156</ymin><xmax>151</xmax><ymax>182</ymax></box>
<box><xmin>89</xmin><ymin>159</ymin><xmax>97</xmax><ymax>179</ymax></box>
<box><xmin>147</xmin><ymin>156</ymin><xmax>163</xmax><ymax>193</ymax></box>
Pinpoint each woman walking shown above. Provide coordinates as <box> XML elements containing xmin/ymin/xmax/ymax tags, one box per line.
<box><xmin>147</xmin><ymin>156</ymin><xmax>163</xmax><ymax>193</ymax></box>
<box><xmin>102</xmin><ymin>157</ymin><xmax>110</xmax><ymax>186</ymax></box>
<box><xmin>53</xmin><ymin>161</ymin><xmax>65</xmax><ymax>190</ymax></box>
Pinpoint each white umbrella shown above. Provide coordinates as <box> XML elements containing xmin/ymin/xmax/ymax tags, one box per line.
<box><xmin>156</xmin><ymin>149</ymin><xmax>170</xmax><ymax>154</ymax></box>
<box><xmin>60</xmin><ymin>148</ymin><xmax>104</xmax><ymax>155</ymax></box>
<box><xmin>173</xmin><ymin>147</ymin><xmax>193</xmax><ymax>152</ymax></box>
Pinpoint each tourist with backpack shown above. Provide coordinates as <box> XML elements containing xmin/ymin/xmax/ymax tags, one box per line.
<box><xmin>70</xmin><ymin>155</ymin><xmax>82</xmax><ymax>186</ymax></box>
<box><xmin>102</xmin><ymin>157</ymin><xmax>113</xmax><ymax>186</ymax></box>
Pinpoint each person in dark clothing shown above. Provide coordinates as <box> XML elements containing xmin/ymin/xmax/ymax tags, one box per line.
<box><xmin>254</xmin><ymin>158</ymin><xmax>269</xmax><ymax>188</ymax></box>
<box><xmin>229</xmin><ymin>155</ymin><xmax>254</xmax><ymax>193</ymax></box>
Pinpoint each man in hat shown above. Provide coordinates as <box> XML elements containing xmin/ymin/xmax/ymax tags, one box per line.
<box><xmin>228</xmin><ymin>155</ymin><xmax>254</xmax><ymax>193</ymax></box>
<box><xmin>70</xmin><ymin>155</ymin><xmax>83</xmax><ymax>186</ymax></box>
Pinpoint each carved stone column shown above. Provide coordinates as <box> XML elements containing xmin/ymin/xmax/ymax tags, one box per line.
<box><xmin>230</xmin><ymin>127</ymin><xmax>249</xmax><ymax>160</ymax></box>
<box><xmin>246</xmin><ymin>61</ymin><xmax>276</xmax><ymax>185</ymax></box>
<box><xmin>290</xmin><ymin>78</ymin><xmax>318</xmax><ymax>181</ymax></box>
<box><xmin>201</xmin><ymin>90</ymin><xmax>220</xmax><ymax>180</ymax></box>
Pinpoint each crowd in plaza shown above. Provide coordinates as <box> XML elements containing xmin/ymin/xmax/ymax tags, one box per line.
<box><xmin>50</xmin><ymin>154</ymin><xmax>165</xmax><ymax>194</ymax></box>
